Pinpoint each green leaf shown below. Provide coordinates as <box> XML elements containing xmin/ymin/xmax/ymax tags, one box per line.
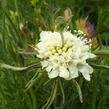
<box><xmin>93</xmin><ymin>50</ymin><xmax>109</xmax><ymax>56</ymax></box>
<box><xmin>0</xmin><ymin>63</ymin><xmax>40</xmax><ymax>71</ymax></box>
<box><xmin>25</xmin><ymin>72</ymin><xmax>43</xmax><ymax>91</ymax></box>
<box><xmin>43</xmin><ymin>79</ymin><xmax>52</xmax><ymax>86</ymax></box>
<box><xmin>42</xmin><ymin>79</ymin><xmax>58</xmax><ymax>109</ymax></box>
<box><xmin>73</xmin><ymin>79</ymin><xmax>83</xmax><ymax>103</ymax></box>
<box><xmin>0</xmin><ymin>63</ymin><xmax>28</xmax><ymax>71</ymax></box>
<box><xmin>90</xmin><ymin>63</ymin><xmax>109</xmax><ymax>70</ymax></box>
<box><xmin>1</xmin><ymin>0</ymin><xmax>7</xmax><ymax>8</ymax></box>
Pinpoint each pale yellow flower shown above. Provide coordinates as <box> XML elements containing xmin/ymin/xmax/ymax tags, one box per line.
<box><xmin>36</xmin><ymin>30</ymin><xmax>95</xmax><ymax>81</ymax></box>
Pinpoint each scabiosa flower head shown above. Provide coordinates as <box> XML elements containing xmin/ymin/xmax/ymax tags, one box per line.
<box><xmin>36</xmin><ymin>30</ymin><xmax>96</xmax><ymax>81</ymax></box>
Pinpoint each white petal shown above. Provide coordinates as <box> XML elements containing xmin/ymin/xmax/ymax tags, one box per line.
<box><xmin>88</xmin><ymin>53</ymin><xmax>96</xmax><ymax>58</ymax></box>
<box><xmin>46</xmin><ymin>65</ymin><xmax>52</xmax><ymax>72</ymax></box>
<box><xmin>41</xmin><ymin>61</ymin><xmax>49</xmax><ymax>68</ymax></box>
<box><xmin>59</xmin><ymin>66</ymin><xmax>69</xmax><ymax>79</ymax></box>
<box><xmin>80</xmin><ymin>52</ymin><xmax>96</xmax><ymax>61</ymax></box>
<box><xmin>69</xmin><ymin>65</ymin><xmax>78</xmax><ymax>78</ymax></box>
<box><xmin>48</xmin><ymin>69</ymin><xmax>59</xmax><ymax>78</ymax></box>
<box><xmin>78</xmin><ymin>64</ymin><xmax>93</xmax><ymax>81</ymax></box>
<box><xmin>40</xmin><ymin>31</ymin><xmax>51</xmax><ymax>41</ymax></box>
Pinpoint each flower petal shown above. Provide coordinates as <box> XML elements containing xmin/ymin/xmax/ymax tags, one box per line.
<box><xmin>69</xmin><ymin>65</ymin><xmax>78</xmax><ymax>78</ymax></box>
<box><xmin>46</xmin><ymin>65</ymin><xmax>52</xmax><ymax>72</ymax></box>
<box><xmin>78</xmin><ymin>64</ymin><xmax>93</xmax><ymax>81</ymax></box>
<box><xmin>48</xmin><ymin>69</ymin><xmax>59</xmax><ymax>78</ymax></box>
<box><xmin>41</xmin><ymin>60</ymin><xmax>49</xmax><ymax>68</ymax></box>
<box><xmin>40</xmin><ymin>31</ymin><xmax>51</xmax><ymax>41</ymax></box>
<box><xmin>80</xmin><ymin>52</ymin><xmax>96</xmax><ymax>61</ymax></box>
<box><xmin>59</xmin><ymin>66</ymin><xmax>70</xmax><ymax>79</ymax></box>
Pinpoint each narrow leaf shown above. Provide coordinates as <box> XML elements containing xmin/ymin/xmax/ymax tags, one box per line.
<box><xmin>42</xmin><ymin>79</ymin><xmax>58</xmax><ymax>109</ymax></box>
<box><xmin>73</xmin><ymin>79</ymin><xmax>83</xmax><ymax>103</ymax></box>
<box><xmin>25</xmin><ymin>73</ymin><xmax>42</xmax><ymax>91</ymax></box>
<box><xmin>0</xmin><ymin>63</ymin><xmax>40</xmax><ymax>71</ymax></box>
<box><xmin>90</xmin><ymin>63</ymin><xmax>109</xmax><ymax>70</ymax></box>
<box><xmin>0</xmin><ymin>63</ymin><xmax>28</xmax><ymax>71</ymax></box>
<box><xmin>93</xmin><ymin>50</ymin><xmax>109</xmax><ymax>56</ymax></box>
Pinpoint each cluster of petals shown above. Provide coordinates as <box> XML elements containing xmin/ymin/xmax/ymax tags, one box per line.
<box><xmin>36</xmin><ymin>30</ymin><xmax>95</xmax><ymax>81</ymax></box>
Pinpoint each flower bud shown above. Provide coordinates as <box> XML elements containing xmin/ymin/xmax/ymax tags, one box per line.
<box><xmin>64</xmin><ymin>8</ymin><xmax>73</xmax><ymax>22</ymax></box>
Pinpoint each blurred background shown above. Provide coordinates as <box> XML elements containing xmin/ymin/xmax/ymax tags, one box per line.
<box><xmin>0</xmin><ymin>0</ymin><xmax>109</xmax><ymax>109</ymax></box>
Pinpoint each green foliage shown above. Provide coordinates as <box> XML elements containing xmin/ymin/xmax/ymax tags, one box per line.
<box><xmin>0</xmin><ymin>0</ymin><xmax>109</xmax><ymax>109</ymax></box>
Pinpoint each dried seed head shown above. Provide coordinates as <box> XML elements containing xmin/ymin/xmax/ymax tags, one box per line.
<box><xmin>64</xmin><ymin>8</ymin><xmax>73</xmax><ymax>22</ymax></box>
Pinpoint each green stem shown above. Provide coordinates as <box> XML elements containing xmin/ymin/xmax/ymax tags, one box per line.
<box><xmin>42</xmin><ymin>79</ymin><xmax>58</xmax><ymax>109</ymax></box>
<box><xmin>60</xmin><ymin>31</ymin><xmax>64</xmax><ymax>47</ymax></box>
<box><xmin>73</xmin><ymin>79</ymin><xmax>83</xmax><ymax>103</ymax></box>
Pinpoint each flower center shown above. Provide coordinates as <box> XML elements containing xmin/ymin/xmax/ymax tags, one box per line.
<box><xmin>44</xmin><ymin>40</ymin><xmax>73</xmax><ymax>57</ymax></box>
